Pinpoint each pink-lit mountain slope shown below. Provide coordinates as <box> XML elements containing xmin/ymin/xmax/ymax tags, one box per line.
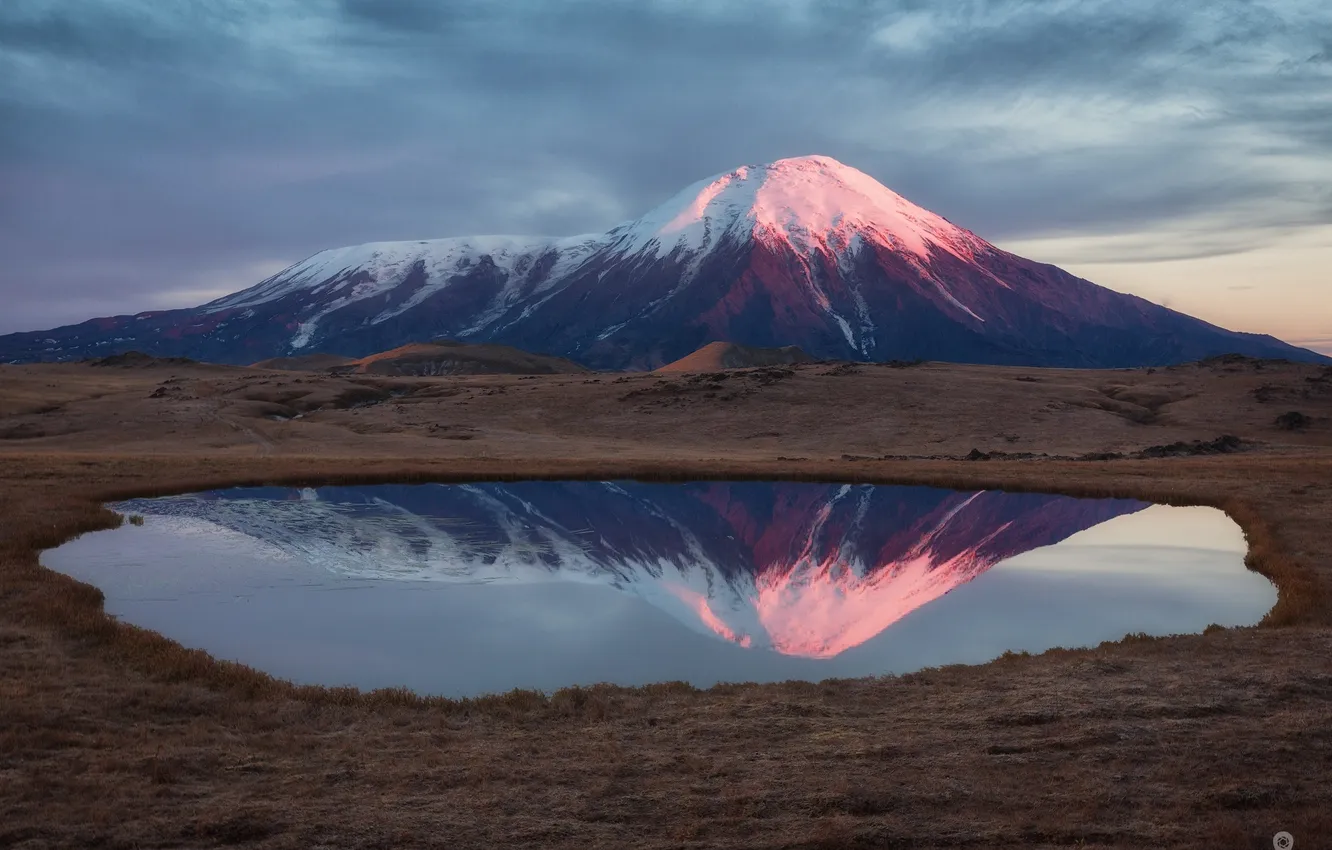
<box><xmin>3</xmin><ymin>156</ymin><xmax>1324</xmax><ymax>368</ymax></box>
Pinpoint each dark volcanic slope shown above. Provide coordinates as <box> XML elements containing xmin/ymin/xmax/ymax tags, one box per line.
<box><xmin>3</xmin><ymin>156</ymin><xmax>1324</xmax><ymax>369</ymax></box>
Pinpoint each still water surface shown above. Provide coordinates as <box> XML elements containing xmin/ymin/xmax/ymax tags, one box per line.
<box><xmin>42</xmin><ymin>482</ymin><xmax>1275</xmax><ymax>696</ymax></box>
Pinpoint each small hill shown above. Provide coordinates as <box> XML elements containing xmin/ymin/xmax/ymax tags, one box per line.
<box><xmin>88</xmin><ymin>351</ymin><xmax>200</xmax><ymax>368</ymax></box>
<box><xmin>253</xmin><ymin>353</ymin><xmax>357</xmax><ymax>371</ymax></box>
<box><xmin>308</xmin><ymin>342</ymin><xmax>590</xmax><ymax>377</ymax></box>
<box><xmin>657</xmin><ymin>342</ymin><xmax>813</xmax><ymax>373</ymax></box>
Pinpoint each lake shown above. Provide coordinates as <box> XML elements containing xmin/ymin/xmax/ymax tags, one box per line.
<box><xmin>42</xmin><ymin>482</ymin><xmax>1275</xmax><ymax>697</ymax></box>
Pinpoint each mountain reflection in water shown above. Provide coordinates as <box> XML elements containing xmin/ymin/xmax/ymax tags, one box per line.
<box><xmin>114</xmin><ymin>482</ymin><xmax>1148</xmax><ymax>658</ymax></box>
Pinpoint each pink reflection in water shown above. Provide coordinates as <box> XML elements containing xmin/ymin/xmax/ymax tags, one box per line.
<box><xmin>665</xmin><ymin>584</ymin><xmax>753</xmax><ymax>648</ymax></box>
<box><xmin>670</xmin><ymin>487</ymin><xmax>1124</xmax><ymax>658</ymax></box>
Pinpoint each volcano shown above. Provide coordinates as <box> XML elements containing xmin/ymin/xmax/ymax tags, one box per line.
<box><xmin>3</xmin><ymin>155</ymin><xmax>1323</xmax><ymax>368</ymax></box>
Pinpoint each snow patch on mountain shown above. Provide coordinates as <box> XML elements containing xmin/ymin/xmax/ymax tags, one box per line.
<box><xmin>612</xmin><ymin>155</ymin><xmax>990</xmax><ymax>265</ymax></box>
<box><xmin>205</xmin><ymin>234</ymin><xmax>608</xmax><ymax>348</ymax></box>
<box><xmin>206</xmin><ymin>235</ymin><xmax>602</xmax><ymax>312</ymax></box>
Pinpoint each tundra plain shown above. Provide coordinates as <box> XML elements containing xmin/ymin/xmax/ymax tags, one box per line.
<box><xmin>2</xmin><ymin>355</ymin><xmax>1331</xmax><ymax>849</ymax></box>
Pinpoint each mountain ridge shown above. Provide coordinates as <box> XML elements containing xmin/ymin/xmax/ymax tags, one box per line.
<box><xmin>3</xmin><ymin>155</ymin><xmax>1325</xmax><ymax>368</ymax></box>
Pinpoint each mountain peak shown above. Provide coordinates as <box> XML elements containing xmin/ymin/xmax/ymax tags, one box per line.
<box><xmin>613</xmin><ymin>154</ymin><xmax>988</xmax><ymax>262</ymax></box>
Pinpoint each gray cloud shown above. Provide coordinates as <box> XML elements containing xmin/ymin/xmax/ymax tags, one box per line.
<box><xmin>1</xmin><ymin>0</ymin><xmax>1330</xmax><ymax>332</ymax></box>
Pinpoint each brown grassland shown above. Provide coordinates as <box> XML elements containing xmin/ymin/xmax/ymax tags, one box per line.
<box><xmin>1</xmin><ymin>355</ymin><xmax>1331</xmax><ymax>849</ymax></box>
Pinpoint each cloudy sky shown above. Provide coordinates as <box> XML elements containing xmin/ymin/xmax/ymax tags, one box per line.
<box><xmin>2</xmin><ymin>0</ymin><xmax>1329</xmax><ymax>352</ymax></box>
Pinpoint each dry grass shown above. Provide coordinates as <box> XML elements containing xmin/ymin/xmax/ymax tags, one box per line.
<box><xmin>1</xmin><ymin>358</ymin><xmax>1331</xmax><ymax>848</ymax></box>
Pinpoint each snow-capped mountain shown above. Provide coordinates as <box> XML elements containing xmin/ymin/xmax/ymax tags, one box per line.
<box><xmin>4</xmin><ymin>155</ymin><xmax>1324</xmax><ymax>367</ymax></box>
<box><xmin>115</xmin><ymin>482</ymin><xmax>1147</xmax><ymax>658</ymax></box>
